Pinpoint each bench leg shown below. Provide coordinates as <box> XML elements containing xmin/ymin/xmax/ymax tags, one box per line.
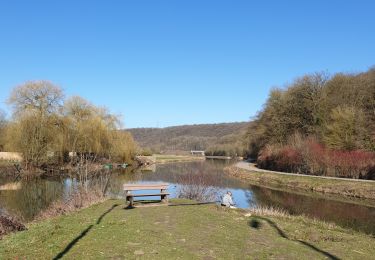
<box><xmin>129</xmin><ymin>196</ymin><xmax>134</xmax><ymax>207</ymax></box>
<box><xmin>161</xmin><ymin>189</ymin><xmax>168</xmax><ymax>203</ymax></box>
<box><xmin>126</xmin><ymin>191</ymin><xmax>134</xmax><ymax>208</ymax></box>
<box><xmin>161</xmin><ymin>195</ymin><xmax>168</xmax><ymax>203</ymax></box>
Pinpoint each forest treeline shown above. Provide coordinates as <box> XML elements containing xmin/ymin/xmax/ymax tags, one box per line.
<box><xmin>128</xmin><ymin>122</ymin><xmax>248</xmax><ymax>156</ymax></box>
<box><xmin>247</xmin><ymin>68</ymin><xmax>375</xmax><ymax>179</ymax></box>
<box><xmin>0</xmin><ymin>81</ymin><xmax>136</xmax><ymax>171</ymax></box>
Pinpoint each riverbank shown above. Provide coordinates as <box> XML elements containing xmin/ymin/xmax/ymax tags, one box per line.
<box><xmin>1</xmin><ymin>199</ymin><xmax>374</xmax><ymax>259</ymax></box>
<box><xmin>225</xmin><ymin>162</ymin><xmax>375</xmax><ymax>201</ymax></box>
<box><xmin>0</xmin><ymin>160</ymin><xmax>133</xmax><ymax>179</ymax></box>
<box><xmin>154</xmin><ymin>154</ymin><xmax>205</xmax><ymax>164</ymax></box>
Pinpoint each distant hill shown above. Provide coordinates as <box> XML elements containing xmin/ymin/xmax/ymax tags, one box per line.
<box><xmin>127</xmin><ymin>122</ymin><xmax>249</xmax><ymax>154</ymax></box>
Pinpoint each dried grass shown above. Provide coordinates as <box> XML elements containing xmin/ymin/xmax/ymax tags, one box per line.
<box><xmin>245</xmin><ymin>205</ymin><xmax>338</xmax><ymax>230</ymax></box>
<box><xmin>0</xmin><ymin>214</ymin><xmax>26</xmax><ymax>239</ymax></box>
<box><xmin>36</xmin><ymin>187</ymin><xmax>106</xmax><ymax>220</ymax></box>
<box><xmin>245</xmin><ymin>206</ymin><xmax>289</xmax><ymax>218</ymax></box>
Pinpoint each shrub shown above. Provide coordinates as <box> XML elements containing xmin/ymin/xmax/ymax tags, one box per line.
<box><xmin>138</xmin><ymin>148</ymin><xmax>153</xmax><ymax>156</ymax></box>
<box><xmin>327</xmin><ymin>150</ymin><xmax>375</xmax><ymax>178</ymax></box>
<box><xmin>176</xmin><ymin>169</ymin><xmax>221</xmax><ymax>202</ymax></box>
<box><xmin>303</xmin><ymin>140</ymin><xmax>328</xmax><ymax>175</ymax></box>
<box><xmin>257</xmin><ymin>144</ymin><xmax>304</xmax><ymax>173</ymax></box>
<box><xmin>0</xmin><ymin>213</ymin><xmax>26</xmax><ymax>239</ymax></box>
<box><xmin>257</xmin><ymin>139</ymin><xmax>375</xmax><ymax>179</ymax></box>
<box><xmin>276</xmin><ymin>146</ymin><xmax>304</xmax><ymax>173</ymax></box>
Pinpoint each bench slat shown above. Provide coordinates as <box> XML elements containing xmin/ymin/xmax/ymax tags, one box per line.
<box><xmin>126</xmin><ymin>193</ymin><xmax>170</xmax><ymax>197</ymax></box>
<box><xmin>123</xmin><ymin>183</ymin><xmax>169</xmax><ymax>191</ymax></box>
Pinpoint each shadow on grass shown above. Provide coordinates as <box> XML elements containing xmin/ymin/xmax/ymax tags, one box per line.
<box><xmin>123</xmin><ymin>201</ymin><xmax>217</xmax><ymax>210</ymax></box>
<box><xmin>53</xmin><ymin>225</ymin><xmax>94</xmax><ymax>260</ymax></box>
<box><xmin>96</xmin><ymin>204</ymin><xmax>119</xmax><ymax>224</ymax></box>
<box><xmin>123</xmin><ymin>200</ymin><xmax>157</xmax><ymax>210</ymax></box>
<box><xmin>124</xmin><ymin>205</ymin><xmax>133</xmax><ymax>210</ymax></box>
<box><xmin>53</xmin><ymin>203</ymin><xmax>119</xmax><ymax>260</ymax></box>
<box><xmin>168</xmin><ymin>202</ymin><xmax>217</xmax><ymax>207</ymax></box>
<box><xmin>123</xmin><ymin>200</ymin><xmax>166</xmax><ymax>210</ymax></box>
<box><xmin>249</xmin><ymin>217</ymin><xmax>340</xmax><ymax>260</ymax></box>
<box><xmin>249</xmin><ymin>219</ymin><xmax>262</xmax><ymax>229</ymax></box>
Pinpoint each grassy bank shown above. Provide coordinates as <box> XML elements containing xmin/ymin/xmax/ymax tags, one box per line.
<box><xmin>154</xmin><ymin>154</ymin><xmax>205</xmax><ymax>164</ymax></box>
<box><xmin>1</xmin><ymin>199</ymin><xmax>374</xmax><ymax>259</ymax></box>
<box><xmin>225</xmin><ymin>164</ymin><xmax>375</xmax><ymax>202</ymax></box>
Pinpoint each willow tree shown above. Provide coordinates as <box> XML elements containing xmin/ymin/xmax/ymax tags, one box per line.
<box><xmin>62</xmin><ymin>96</ymin><xmax>136</xmax><ymax>163</ymax></box>
<box><xmin>5</xmin><ymin>81</ymin><xmax>64</xmax><ymax>169</ymax></box>
<box><xmin>4</xmin><ymin>81</ymin><xmax>136</xmax><ymax>171</ymax></box>
<box><xmin>108</xmin><ymin>130</ymin><xmax>137</xmax><ymax>163</ymax></box>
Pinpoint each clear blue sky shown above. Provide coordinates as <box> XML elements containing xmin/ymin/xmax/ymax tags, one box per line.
<box><xmin>0</xmin><ymin>1</ymin><xmax>374</xmax><ymax>128</ymax></box>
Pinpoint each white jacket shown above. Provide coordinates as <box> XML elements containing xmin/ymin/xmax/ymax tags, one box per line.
<box><xmin>222</xmin><ymin>194</ymin><xmax>234</xmax><ymax>207</ymax></box>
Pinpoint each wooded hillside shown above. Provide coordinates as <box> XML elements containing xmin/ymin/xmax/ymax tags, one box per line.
<box><xmin>128</xmin><ymin>122</ymin><xmax>248</xmax><ymax>155</ymax></box>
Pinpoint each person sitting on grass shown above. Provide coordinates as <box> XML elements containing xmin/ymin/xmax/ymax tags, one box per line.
<box><xmin>221</xmin><ymin>191</ymin><xmax>236</xmax><ymax>208</ymax></box>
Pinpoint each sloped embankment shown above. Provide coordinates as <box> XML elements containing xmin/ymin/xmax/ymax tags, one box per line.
<box><xmin>224</xmin><ymin>164</ymin><xmax>375</xmax><ymax>201</ymax></box>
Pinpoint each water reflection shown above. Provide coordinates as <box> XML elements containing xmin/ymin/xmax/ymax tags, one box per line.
<box><xmin>250</xmin><ymin>185</ymin><xmax>375</xmax><ymax>234</ymax></box>
<box><xmin>0</xmin><ymin>178</ymin><xmax>65</xmax><ymax>220</ymax></box>
<box><xmin>0</xmin><ymin>160</ymin><xmax>374</xmax><ymax>234</ymax></box>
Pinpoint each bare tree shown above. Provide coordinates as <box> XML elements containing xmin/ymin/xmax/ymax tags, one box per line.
<box><xmin>8</xmin><ymin>80</ymin><xmax>64</xmax><ymax>116</ymax></box>
<box><xmin>177</xmin><ymin>168</ymin><xmax>221</xmax><ymax>202</ymax></box>
<box><xmin>5</xmin><ymin>82</ymin><xmax>64</xmax><ymax>168</ymax></box>
<box><xmin>0</xmin><ymin>109</ymin><xmax>7</xmax><ymax>151</ymax></box>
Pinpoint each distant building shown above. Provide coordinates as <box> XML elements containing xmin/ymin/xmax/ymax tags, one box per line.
<box><xmin>190</xmin><ymin>150</ymin><xmax>205</xmax><ymax>156</ymax></box>
<box><xmin>69</xmin><ymin>151</ymin><xmax>77</xmax><ymax>157</ymax></box>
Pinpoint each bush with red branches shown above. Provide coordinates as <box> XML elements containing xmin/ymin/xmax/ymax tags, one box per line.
<box><xmin>257</xmin><ymin>139</ymin><xmax>375</xmax><ymax>179</ymax></box>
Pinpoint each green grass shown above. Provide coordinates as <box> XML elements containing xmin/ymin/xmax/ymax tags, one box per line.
<box><xmin>1</xmin><ymin>199</ymin><xmax>374</xmax><ymax>259</ymax></box>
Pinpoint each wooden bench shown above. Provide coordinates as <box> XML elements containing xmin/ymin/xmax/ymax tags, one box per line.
<box><xmin>123</xmin><ymin>183</ymin><xmax>170</xmax><ymax>207</ymax></box>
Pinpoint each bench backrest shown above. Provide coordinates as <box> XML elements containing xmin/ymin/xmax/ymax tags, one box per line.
<box><xmin>123</xmin><ymin>183</ymin><xmax>169</xmax><ymax>191</ymax></box>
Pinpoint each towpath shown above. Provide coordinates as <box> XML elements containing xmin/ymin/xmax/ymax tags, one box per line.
<box><xmin>235</xmin><ymin>161</ymin><xmax>375</xmax><ymax>183</ymax></box>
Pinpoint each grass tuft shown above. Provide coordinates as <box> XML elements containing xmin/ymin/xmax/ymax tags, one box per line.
<box><xmin>246</xmin><ymin>205</ymin><xmax>289</xmax><ymax>217</ymax></box>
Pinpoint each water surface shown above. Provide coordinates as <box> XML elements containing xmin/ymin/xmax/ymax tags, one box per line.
<box><xmin>0</xmin><ymin>160</ymin><xmax>374</xmax><ymax>234</ymax></box>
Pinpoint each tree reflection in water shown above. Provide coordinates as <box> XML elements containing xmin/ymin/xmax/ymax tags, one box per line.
<box><xmin>249</xmin><ymin>185</ymin><xmax>375</xmax><ymax>235</ymax></box>
<box><xmin>0</xmin><ymin>161</ymin><xmax>374</xmax><ymax>235</ymax></box>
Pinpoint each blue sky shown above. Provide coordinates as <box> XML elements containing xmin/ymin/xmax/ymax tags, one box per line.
<box><xmin>0</xmin><ymin>1</ymin><xmax>374</xmax><ymax>128</ymax></box>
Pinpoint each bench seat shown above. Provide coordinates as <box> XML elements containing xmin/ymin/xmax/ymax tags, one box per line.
<box><xmin>123</xmin><ymin>183</ymin><xmax>170</xmax><ymax>207</ymax></box>
<box><xmin>126</xmin><ymin>192</ymin><xmax>170</xmax><ymax>198</ymax></box>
